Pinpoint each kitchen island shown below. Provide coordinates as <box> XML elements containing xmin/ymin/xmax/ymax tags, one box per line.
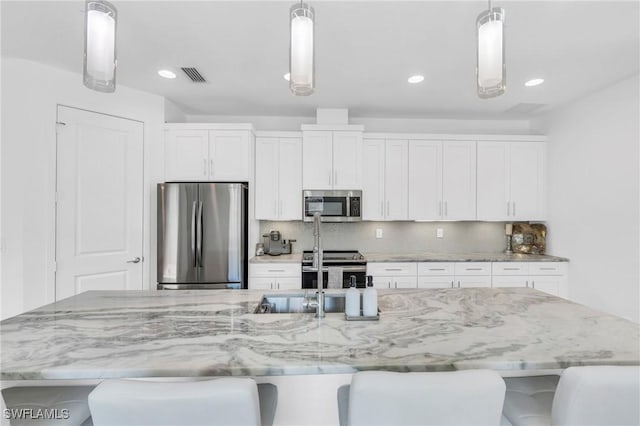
<box><xmin>2</xmin><ymin>288</ymin><xmax>638</xmax><ymax>425</ymax></box>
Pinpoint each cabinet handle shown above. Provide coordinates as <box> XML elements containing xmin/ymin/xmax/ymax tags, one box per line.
<box><xmin>503</xmin><ymin>267</ymin><xmax>520</xmax><ymax>271</ymax></box>
<box><xmin>507</xmin><ymin>202</ymin><xmax>510</xmax><ymax>216</ymax></box>
<box><xmin>531</xmin><ymin>280</ymin><xmax>535</xmax><ymax>289</ymax></box>
<box><xmin>202</xmin><ymin>159</ymin><xmax>207</xmax><ymax>176</ymax></box>
<box><xmin>465</xmin><ymin>268</ymin><xmax>483</xmax><ymax>271</ymax></box>
<box><xmin>526</xmin><ymin>280</ymin><xmax>529</xmax><ymax>288</ymax></box>
<box><xmin>451</xmin><ymin>281</ymin><xmax>455</xmax><ymax>288</ymax></box>
<box><xmin>385</xmin><ymin>268</ymin><xmax>403</xmax><ymax>271</ymax></box>
<box><xmin>394</xmin><ymin>282</ymin><xmax>398</xmax><ymax>289</ymax></box>
<box><xmin>457</xmin><ymin>281</ymin><xmax>461</xmax><ymax>288</ymax></box>
<box><xmin>513</xmin><ymin>202</ymin><xmax>516</xmax><ymax>216</ymax></box>
<box><xmin>429</xmin><ymin>268</ymin><xmax>446</xmax><ymax>271</ymax></box>
<box><xmin>539</xmin><ymin>267</ymin><xmax>556</xmax><ymax>271</ymax></box>
<box><xmin>444</xmin><ymin>201</ymin><xmax>448</xmax><ymax>217</ymax></box>
<box><xmin>277</xmin><ymin>282</ymin><xmax>280</xmax><ymax>290</ymax></box>
<box><xmin>268</xmin><ymin>269</ymin><xmax>286</xmax><ymax>273</ymax></box>
<box><xmin>386</xmin><ymin>201</ymin><xmax>390</xmax><ymax>216</ymax></box>
<box><xmin>210</xmin><ymin>159</ymin><xmax>214</xmax><ymax>176</ymax></box>
<box><xmin>388</xmin><ymin>281</ymin><xmax>392</xmax><ymax>289</ymax></box>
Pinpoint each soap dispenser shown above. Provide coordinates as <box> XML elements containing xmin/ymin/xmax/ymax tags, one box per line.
<box><xmin>363</xmin><ymin>275</ymin><xmax>378</xmax><ymax>317</ymax></box>
<box><xmin>345</xmin><ymin>275</ymin><xmax>361</xmax><ymax>317</ymax></box>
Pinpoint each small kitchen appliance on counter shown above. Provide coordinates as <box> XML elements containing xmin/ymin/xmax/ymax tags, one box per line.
<box><xmin>262</xmin><ymin>230</ymin><xmax>295</xmax><ymax>256</ymax></box>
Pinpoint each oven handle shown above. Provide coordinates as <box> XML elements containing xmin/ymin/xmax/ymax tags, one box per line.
<box><xmin>302</xmin><ymin>265</ymin><xmax>366</xmax><ymax>273</ymax></box>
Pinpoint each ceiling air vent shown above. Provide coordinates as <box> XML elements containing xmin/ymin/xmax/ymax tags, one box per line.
<box><xmin>503</xmin><ymin>103</ymin><xmax>546</xmax><ymax>115</ymax></box>
<box><xmin>181</xmin><ymin>67</ymin><xmax>207</xmax><ymax>83</ymax></box>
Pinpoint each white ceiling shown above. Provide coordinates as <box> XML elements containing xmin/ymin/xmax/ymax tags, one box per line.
<box><xmin>2</xmin><ymin>1</ymin><xmax>639</xmax><ymax>119</ymax></box>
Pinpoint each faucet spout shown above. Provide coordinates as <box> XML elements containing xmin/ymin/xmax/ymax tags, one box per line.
<box><xmin>312</xmin><ymin>212</ymin><xmax>325</xmax><ymax>318</ymax></box>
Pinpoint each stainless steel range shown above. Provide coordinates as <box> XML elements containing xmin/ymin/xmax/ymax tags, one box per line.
<box><xmin>301</xmin><ymin>250</ymin><xmax>367</xmax><ymax>289</ymax></box>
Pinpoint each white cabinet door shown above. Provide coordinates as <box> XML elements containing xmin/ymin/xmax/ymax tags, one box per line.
<box><xmin>276</xmin><ymin>277</ymin><xmax>302</xmax><ymax>290</ymax></box>
<box><xmin>278</xmin><ymin>138</ymin><xmax>303</xmax><ymax>220</ymax></box>
<box><xmin>510</xmin><ymin>142</ymin><xmax>546</xmax><ymax>220</ymax></box>
<box><xmin>303</xmin><ymin>131</ymin><xmax>333</xmax><ymax>189</ymax></box>
<box><xmin>249</xmin><ymin>277</ymin><xmax>275</xmax><ymax>290</ymax></box>
<box><xmin>477</xmin><ymin>141</ymin><xmax>510</xmax><ymax>220</ymax></box>
<box><xmin>165</xmin><ymin>130</ymin><xmax>209</xmax><ymax>181</ymax></box>
<box><xmin>418</xmin><ymin>276</ymin><xmax>455</xmax><ymax>289</ymax></box>
<box><xmin>255</xmin><ymin>137</ymin><xmax>279</xmax><ymax>220</ymax></box>
<box><xmin>208</xmin><ymin>131</ymin><xmax>250</xmax><ymax>180</ymax></box>
<box><xmin>332</xmin><ymin>131</ymin><xmax>362</xmax><ymax>190</ymax></box>
<box><xmin>442</xmin><ymin>141</ymin><xmax>476</xmax><ymax>220</ymax></box>
<box><xmin>370</xmin><ymin>276</ymin><xmax>392</xmax><ymax>289</ymax></box>
<box><xmin>409</xmin><ymin>140</ymin><xmax>442</xmax><ymax>220</ymax></box>
<box><xmin>384</xmin><ymin>140</ymin><xmax>409</xmax><ymax>220</ymax></box>
<box><xmin>457</xmin><ymin>276</ymin><xmax>492</xmax><ymax>288</ymax></box>
<box><xmin>492</xmin><ymin>276</ymin><xmax>528</xmax><ymax>288</ymax></box>
<box><xmin>362</xmin><ymin>139</ymin><xmax>385</xmax><ymax>220</ymax></box>
<box><xmin>531</xmin><ymin>276</ymin><xmax>561</xmax><ymax>297</ymax></box>
<box><xmin>393</xmin><ymin>276</ymin><xmax>418</xmax><ymax>289</ymax></box>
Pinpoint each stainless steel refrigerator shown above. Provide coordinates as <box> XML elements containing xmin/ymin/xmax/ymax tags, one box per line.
<box><xmin>157</xmin><ymin>183</ymin><xmax>248</xmax><ymax>290</ymax></box>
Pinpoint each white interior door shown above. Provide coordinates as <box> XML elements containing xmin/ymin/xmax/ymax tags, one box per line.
<box><xmin>56</xmin><ymin>106</ymin><xmax>144</xmax><ymax>300</ymax></box>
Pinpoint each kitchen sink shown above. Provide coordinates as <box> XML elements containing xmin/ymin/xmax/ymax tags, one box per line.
<box><xmin>254</xmin><ymin>292</ymin><xmax>346</xmax><ymax>314</ymax></box>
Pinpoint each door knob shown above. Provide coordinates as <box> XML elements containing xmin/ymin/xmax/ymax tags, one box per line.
<box><xmin>127</xmin><ymin>257</ymin><xmax>141</xmax><ymax>264</ymax></box>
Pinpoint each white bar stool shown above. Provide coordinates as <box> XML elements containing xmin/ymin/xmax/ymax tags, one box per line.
<box><xmin>337</xmin><ymin>370</ymin><xmax>506</xmax><ymax>426</ymax></box>
<box><xmin>1</xmin><ymin>386</ymin><xmax>95</xmax><ymax>426</ymax></box>
<box><xmin>503</xmin><ymin>366</ymin><xmax>640</xmax><ymax>426</ymax></box>
<box><xmin>88</xmin><ymin>378</ymin><xmax>277</xmax><ymax>426</ymax></box>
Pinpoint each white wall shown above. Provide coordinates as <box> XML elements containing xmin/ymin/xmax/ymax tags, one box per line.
<box><xmin>532</xmin><ymin>75</ymin><xmax>640</xmax><ymax>323</ymax></box>
<box><xmin>182</xmin><ymin>113</ymin><xmax>533</xmax><ymax>134</ymax></box>
<box><xmin>1</xmin><ymin>57</ymin><xmax>165</xmax><ymax>319</ymax></box>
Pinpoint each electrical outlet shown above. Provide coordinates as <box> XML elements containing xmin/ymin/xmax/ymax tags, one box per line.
<box><xmin>436</xmin><ymin>228</ymin><xmax>444</xmax><ymax>239</ymax></box>
<box><xmin>376</xmin><ymin>228</ymin><xmax>383</xmax><ymax>239</ymax></box>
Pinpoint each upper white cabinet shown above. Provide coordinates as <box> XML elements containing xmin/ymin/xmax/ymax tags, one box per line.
<box><xmin>477</xmin><ymin>141</ymin><xmax>547</xmax><ymax>221</ymax></box>
<box><xmin>165</xmin><ymin>128</ymin><xmax>251</xmax><ymax>181</ymax></box>
<box><xmin>409</xmin><ymin>140</ymin><xmax>476</xmax><ymax>220</ymax></box>
<box><xmin>255</xmin><ymin>136</ymin><xmax>302</xmax><ymax>220</ymax></box>
<box><xmin>362</xmin><ymin>139</ymin><xmax>408</xmax><ymax>220</ymax></box>
<box><xmin>302</xmin><ymin>130</ymin><xmax>362</xmax><ymax>190</ymax></box>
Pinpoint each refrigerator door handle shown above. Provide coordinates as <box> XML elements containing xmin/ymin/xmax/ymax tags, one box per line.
<box><xmin>197</xmin><ymin>200</ymin><xmax>204</xmax><ymax>267</ymax></box>
<box><xmin>191</xmin><ymin>201</ymin><xmax>197</xmax><ymax>267</ymax></box>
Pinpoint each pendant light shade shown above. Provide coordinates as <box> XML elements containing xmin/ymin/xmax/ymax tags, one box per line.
<box><xmin>476</xmin><ymin>5</ymin><xmax>505</xmax><ymax>98</ymax></box>
<box><xmin>289</xmin><ymin>2</ymin><xmax>315</xmax><ymax>96</ymax></box>
<box><xmin>84</xmin><ymin>0</ymin><xmax>117</xmax><ymax>93</ymax></box>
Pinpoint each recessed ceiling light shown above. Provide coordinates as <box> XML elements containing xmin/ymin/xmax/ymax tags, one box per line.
<box><xmin>408</xmin><ymin>75</ymin><xmax>425</xmax><ymax>84</ymax></box>
<box><xmin>525</xmin><ymin>78</ymin><xmax>544</xmax><ymax>87</ymax></box>
<box><xmin>283</xmin><ymin>73</ymin><xmax>291</xmax><ymax>81</ymax></box>
<box><xmin>158</xmin><ymin>69</ymin><xmax>177</xmax><ymax>79</ymax></box>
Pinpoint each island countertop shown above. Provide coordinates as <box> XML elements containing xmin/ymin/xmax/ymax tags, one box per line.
<box><xmin>1</xmin><ymin>288</ymin><xmax>637</xmax><ymax>380</ymax></box>
<box><xmin>249</xmin><ymin>252</ymin><xmax>568</xmax><ymax>263</ymax></box>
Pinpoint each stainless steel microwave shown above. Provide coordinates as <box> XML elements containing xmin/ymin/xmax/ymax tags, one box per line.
<box><xmin>303</xmin><ymin>190</ymin><xmax>362</xmax><ymax>222</ymax></box>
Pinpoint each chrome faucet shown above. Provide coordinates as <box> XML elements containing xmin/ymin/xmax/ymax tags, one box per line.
<box><xmin>308</xmin><ymin>212</ymin><xmax>325</xmax><ymax>318</ymax></box>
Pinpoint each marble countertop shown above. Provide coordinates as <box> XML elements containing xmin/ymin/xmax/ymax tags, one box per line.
<box><xmin>250</xmin><ymin>252</ymin><xmax>568</xmax><ymax>263</ymax></box>
<box><xmin>362</xmin><ymin>252</ymin><xmax>569</xmax><ymax>263</ymax></box>
<box><xmin>2</xmin><ymin>288</ymin><xmax>636</xmax><ymax>380</ymax></box>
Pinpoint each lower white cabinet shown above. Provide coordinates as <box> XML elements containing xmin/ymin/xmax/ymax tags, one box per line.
<box><xmin>491</xmin><ymin>262</ymin><xmax>568</xmax><ymax>298</ymax></box>
<box><xmin>367</xmin><ymin>262</ymin><xmax>417</xmax><ymax>289</ymax></box>
<box><xmin>249</xmin><ymin>263</ymin><xmax>301</xmax><ymax>290</ymax></box>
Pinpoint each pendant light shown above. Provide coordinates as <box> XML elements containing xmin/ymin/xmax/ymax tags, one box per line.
<box><xmin>476</xmin><ymin>1</ymin><xmax>505</xmax><ymax>98</ymax></box>
<box><xmin>289</xmin><ymin>2</ymin><xmax>315</xmax><ymax>96</ymax></box>
<box><xmin>83</xmin><ymin>0</ymin><xmax>117</xmax><ymax>93</ymax></box>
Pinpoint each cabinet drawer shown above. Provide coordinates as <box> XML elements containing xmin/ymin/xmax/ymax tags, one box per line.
<box><xmin>529</xmin><ymin>262</ymin><xmax>566</xmax><ymax>275</ymax></box>
<box><xmin>417</xmin><ymin>262</ymin><xmax>454</xmax><ymax>276</ymax></box>
<box><xmin>454</xmin><ymin>262</ymin><xmax>491</xmax><ymax>276</ymax></box>
<box><xmin>367</xmin><ymin>262</ymin><xmax>417</xmax><ymax>276</ymax></box>
<box><xmin>456</xmin><ymin>276</ymin><xmax>492</xmax><ymax>288</ymax></box>
<box><xmin>492</xmin><ymin>262</ymin><xmax>529</xmax><ymax>275</ymax></box>
<box><xmin>249</xmin><ymin>263</ymin><xmax>300</xmax><ymax>277</ymax></box>
<box><xmin>492</xmin><ymin>276</ymin><xmax>528</xmax><ymax>288</ymax></box>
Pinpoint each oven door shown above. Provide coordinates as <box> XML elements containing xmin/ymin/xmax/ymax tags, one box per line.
<box><xmin>302</xmin><ymin>265</ymin><xmax>367</xmax><ymax>289</ymax></box>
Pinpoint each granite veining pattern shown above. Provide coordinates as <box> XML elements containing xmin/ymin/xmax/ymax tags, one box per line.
<box><xmin>1</xmin><ymin>288</ymin><xmax>636</xmax><ymax>380</ymax></box>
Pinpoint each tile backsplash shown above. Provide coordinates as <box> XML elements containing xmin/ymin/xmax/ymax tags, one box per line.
<box><xmin>258</xmin><ymin>221</ymin><xmax>508</xmax><ymax>254</ymax></box>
